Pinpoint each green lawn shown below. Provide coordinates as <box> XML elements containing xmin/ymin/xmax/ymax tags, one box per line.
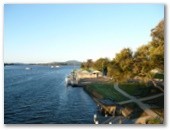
<box><xmin>86</xmin><ymin>83</ymin><xmax>128</xmax><ymax>102</ymax></box>
<box><xmin>146</xmin><ymin>117</ymin><xmax>163</xmax><ymax>124</ymax></box>
<box><xmin>119</xmin><ymin>83</ymin><xmax>156</xmax><ymax>98</ymax></box>
<box><xmin>153</xmin><ymin>73</ymin><xmax>164</xmax><ymax>80</ymax></box>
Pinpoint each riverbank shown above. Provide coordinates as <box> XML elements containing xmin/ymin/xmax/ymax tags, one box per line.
<box><xmin>82</xmin><ymin>79</ymin><xmax>164</xmax><ymax>124</ymax></box>
<box><xmin>66</xmin><ymin>69</ymin><xmax>164</xmax><ymax>124</ymax></box>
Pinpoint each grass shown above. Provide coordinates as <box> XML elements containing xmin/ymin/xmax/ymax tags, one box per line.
<box><xmin>119</xmin><ymin>82</ymin><xmax>153</xmax><ymax>98</ymax></box>
<box><xmin>85</xmin><ymin>83</ymin><xmax>128</xmax><ymax>102</ymax></box>
<box><xmin>146</xmin><ymin>117</ymin><xmax>163</xmax><ymax>124</ymax></box>
<box><xmin>153</xmin><ymin>73</ymin><xmax>164</xmax><ymax>80</ymax></box>
<box><xmin>143</xmin><ymin>96</ymin><xmax>164</xmax><ymax>108</ymax></box>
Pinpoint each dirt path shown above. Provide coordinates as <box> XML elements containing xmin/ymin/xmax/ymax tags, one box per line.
<box><xmin>114</xmin><ymin>83</ymin><xmax>159</xmax><ymax>118</ymax></box>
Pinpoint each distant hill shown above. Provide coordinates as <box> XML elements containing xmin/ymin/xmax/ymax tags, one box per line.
<box><xmin>65</xmin><ymin>60</ymin><xmax>82</xmax><ymax>65</ymax></box>
<box><xmin>4</xmin><ymin>63</ymin><xmax>27</xmax><ymax>66</ymax></box>
<box><xmin>45</xmin><ymin>60</ymin><xmax>81</xmax><ymax>66</ymax></box>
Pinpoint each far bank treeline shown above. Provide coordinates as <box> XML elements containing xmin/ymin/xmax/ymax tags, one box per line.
<box><xmin>81</xmin><ymin>20</ymin><xmax>164</xmax><ymax>82</ymax></box>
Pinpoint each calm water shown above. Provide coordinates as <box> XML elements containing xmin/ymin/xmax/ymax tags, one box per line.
<box><xmin>4</xmin><ymin>65</ymin><xmax>96</xmax><ymax>124</ymax></box>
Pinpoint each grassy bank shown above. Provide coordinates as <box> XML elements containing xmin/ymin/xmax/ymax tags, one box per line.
<box><xmin>119</xmin><ymin>82</ymin><xmax>162</xmax><ymax>98</ymax></box>
<box><xmin>84</xmin><ymin>83</ymin><xmax>128</xmax><ymax>102</ymax></box>
<box><xmin>84</xmin><ymin>82</ymin><xmax>148</xmax><ymax>119</ymax></box>
<box><xmin>119</xmin><ymin>82</ymin><xmax>164</xmax><ymax>119</ymax></box>
<box><xmin>83</xmin><ymin>80</ymin><xmax>164</xmax><ymax>123</ymax></box>
<box><xmin>143</xmin><ymin>95</ymin><xmax>164</xmax><ymax>118</ymax></box>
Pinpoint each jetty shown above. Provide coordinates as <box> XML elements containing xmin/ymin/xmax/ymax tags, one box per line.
<box><xmin>93</xmin><ymin>98</ymin><xmax>121</xmax><ymax>116</ymax></box>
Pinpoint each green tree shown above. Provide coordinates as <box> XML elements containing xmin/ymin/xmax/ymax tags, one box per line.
<box><xmin>86</xmin><ymin>59</ymin><xmax>93</xmax><ymax>69</ymax></box>
<box><xmin>107</xmin><ymin>61</ymin><xmax>122</xmax><ymax>81</ymax></box>
<box><xmin>115</xmin><ymin>48</ymin><xmax>133</xmax><ymax>79</ymax></box>
<box><xmin>151</xmin><ymin>20</ymin><xmax>164</xmax><ymax>47</ymax></box>
<box><xmin>132</xmin><ymin>20</ymin><xmax>164</xmax><ymax>82</ymax></box>
<box><xmin>150</xmin><ymin>20</ymin><xmax>164</xmax><ymax>70</ymax></box>
<box><xmin>93</xmin><ymin>58</ymin><xmax>110</xmax><ymax>71</ymax></box>
<box><xmin>80</xmin><ymin>59</ymin><xmax>94</xmax><ymax>70</ymax></box>
<box><xmin>133</xmin><ymin>44</ymin><xmax>151</xmax><ymax>75</ymax></box>
<box><xmin>108</xmin><ymin>48</ymin><xmax>133</xmax><ymax>82</ymax></box>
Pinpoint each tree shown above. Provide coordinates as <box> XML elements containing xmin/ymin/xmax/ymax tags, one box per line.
<box><xmin>80</xmin><ymin>59</ymin><xmax>94</xmax><ymax>70</ymax></box>
<box><xmin>93</xmin><ymin>58</ymin><xmax>110</xmax><ymax>71</ymax></box>
<box><xmin>150</xmin><ymin>20</ymin><xmax>164</xmax><ymax>71</ymax></box>
<box><xmin>107</xmin><ymin>61</ymin><xmax>122</xmax><ymax>81</ymax></box>
<box><xmin>151</xmin><ymin>20</ymin><xmax>164</xmax><ymax>47</ymax></box>
<box><xmin>133</xmin><ymin>44</ymin><xmax>151</xmax><ymax>75</ymax></box>
<box><xmin>115</xmin><ymin>48</ymin><xmax>133</xmax><ymax>71</ymax></box>
<box><xmin>107</xmin><ymin>48</ymin><xmax>133</xmax><ymax>82</ymax></box>
<box><xmin>132</xmin><ymin>20</ymin><xmax>164</xmax><ymax>82</ymax></box>
<box><xmin>115</xmin><ymin>48</ymin><xmax>133</xmax><ymax>79</ymax></box>
<box><xmin>80</xmin><ymin>62</ymin><xmax>85</xmax><ymax>68</ymax></box>
<box><xmin>86</xmin><ymin>59</ymin><xmax>94</xmax><ymax>69</ymax></box>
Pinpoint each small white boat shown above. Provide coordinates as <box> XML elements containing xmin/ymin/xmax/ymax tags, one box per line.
<box><xmin>55</xmin><ymin>65</ymin><xmax>60</xmax><ymax>68</ymax></box>
<box><xmin>25</xmin><ymin>67</ymin><xmax>31</xmax><ymax>70</ymax></box>
<box><xmin>65</xmin><ymin>75</ymin><xmax>72</xmax><ymax>85</ymax></box>
<box><xmin>94</xmin><ymin>114</ymin><xmax>99</xmax><ymax>124</ymax></box>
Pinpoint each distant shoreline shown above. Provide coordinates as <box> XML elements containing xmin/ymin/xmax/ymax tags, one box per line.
<box><xmin>4</xmin><ymin>60</ymin><xmax>82</xmax><ymax>66</ymax></box>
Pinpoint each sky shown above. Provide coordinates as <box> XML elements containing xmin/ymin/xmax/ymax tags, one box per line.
<box><xmin>4</xmin><ymin>4</ymin><xmax>164</xmax><ymax>63</ymax></box>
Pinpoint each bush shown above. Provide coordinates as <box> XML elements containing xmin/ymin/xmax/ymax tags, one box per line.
<box><xmin>146</xmin><ymin>117</ymin><xmax>162</xmax><ymax>124</ymax></box>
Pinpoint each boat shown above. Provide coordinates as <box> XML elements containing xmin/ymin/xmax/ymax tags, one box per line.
<box><xmin>65</xmin><ymin>74</ymin><xmax>79</xmax><ymax>87</ymax></box>
<box><xmin>51</xmin><ymin>65</ymin><xmax>59</xmax><ymax>68</ymax></box>
<box><xmin>25</xmin><ymin>67</ymin><xmax>31</xmax><ymax>70</ymax></box>
<box><xmin>55</xmin><ymin>65</ymin><xmax>60</xmax><ymax>68</ymax></box>
<box><xmin>65</xmin><ymin>75</ymin><xmax>71</xmax><ymax>85</ymax></box>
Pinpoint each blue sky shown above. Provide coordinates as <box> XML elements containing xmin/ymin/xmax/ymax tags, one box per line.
<box><xmin>4</xmin><ymin>4</ymin><xmax>164</xmax><ymax>63</ymax></box>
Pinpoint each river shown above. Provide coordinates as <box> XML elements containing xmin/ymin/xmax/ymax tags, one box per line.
<box><xmin>4</xmin><ymin>65</ymin><xmax>97</xmax><ymax>124</ymax></box>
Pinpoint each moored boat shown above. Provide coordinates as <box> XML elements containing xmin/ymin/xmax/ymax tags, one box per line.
<box><xmin>25</xmin><ymin>67</ymin><xmax>31</xmax><ymax>70</ymax></box>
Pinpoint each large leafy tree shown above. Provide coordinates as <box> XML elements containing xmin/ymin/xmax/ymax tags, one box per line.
<box><xmin>114</xmin><ymin>48</ymin><xmax>133</xmax><ymax>72</ymax></box>
<box><xmin>150</xmin><ymin>20</ymin><xmax>164</xmax><ymax>71</ymax></box>
<box><xmin>93</xmin><ymin>58</ymin><xmax>110</xmax><ymax>71</ymax></box>
<box><xmin>108</xmin><ymin>48</ymin><xmax>133</xmax><ymax>82</ymax></box>
<box><xmin>133</xmin><ymin>44</ymin><xmax>151</xmax><ymax>75</ymax></box>
<box><xmin>80</xmin><ymin>59</ymin><xmax>94</xmax><ymax>70</ymax></box>
<box><xmin>107</xmin><ymin>61</ymin><xmax>123</xmax><ymax>82</ymax></box>
<box><xmin>151</xmin><ymin>20</ymin><xmax>164</xmax><ymax>47</ymax></box>
<box><xmin>132</xmin><ymin>20</ymin><xmax>164</xmax><ymax>82</ymax></box>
